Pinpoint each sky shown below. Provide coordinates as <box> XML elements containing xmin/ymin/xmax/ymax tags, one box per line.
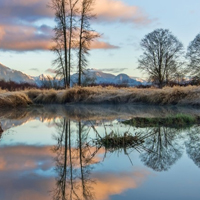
<box><xmin>0</xmin><ymin>0</ymin><xmax>200</xmax><ymax>78</ymax></box>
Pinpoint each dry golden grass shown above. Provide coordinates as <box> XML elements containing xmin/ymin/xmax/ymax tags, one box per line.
<box><xmin>0</xmin><ymin>88</ymin><xmax>8</xmax><ymax>93</ymax></box>
<box><xmin>0</xmin><ymin>91</ymin><xmax>32</xmax><ymax>108</ymax></box>
<box><xmin>0</xmin><ymin>85</ymin><xmax>200</xmax><ymax>107</ymax></box>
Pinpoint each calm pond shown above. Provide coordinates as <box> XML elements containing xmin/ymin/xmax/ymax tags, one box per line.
<box><xmin>0</xmin><ymin>105</ymin><xmax>200</xmax><ymax>200</ymax></box>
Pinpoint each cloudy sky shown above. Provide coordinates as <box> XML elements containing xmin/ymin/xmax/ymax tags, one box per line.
<box><xmin>0</xmin><ymin>0</ymin><xmax>200</xmax><ymax>77</ymax></box>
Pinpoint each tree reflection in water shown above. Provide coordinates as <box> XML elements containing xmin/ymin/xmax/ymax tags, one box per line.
<box><xmin>52</xmin><ymin>118</ymin><xmax>100</xmax><ymax>200</ymax></box>
<box><xmin>185</xmin><ymin>126</ymin><xmax>200</xmax><ymax>168</ymax></box>
<box><xmin>139</xmin><ymin>126</ymin><xmax>183</xmax><ymax>171</ymax></box>
<box><xmin>51</xmin><ymin>118</ymin><xmax>186</xmax><ymax>199</ymax></box>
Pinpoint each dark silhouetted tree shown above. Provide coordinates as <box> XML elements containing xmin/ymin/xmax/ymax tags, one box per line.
<box><xmin>50</xmin><ymin>0</ymin><xmax>70</xmax><ymax>87</ymax></box>
<box><xmin>138</xmin><ymin>29</ymin><xmax>184</xmax><ymax>88</ymax></box>
<box><xmin>77</xmin><ymin>0</ymin><xmax>99</xmax><ymax>86</ymax></box>
<box><xmin>50</xmin><ymin>0</ymin><xmax>99</xmax><ymax>87</ymax></box>
<box><xmin>186</xmin><ymin>33</ymin><xmax>200</xmax><ymax>78</ymax></box>
<box><xmin>52</xmin><ymin>43</ymin><xmax>67</xmax><ymax>86</ymax></box>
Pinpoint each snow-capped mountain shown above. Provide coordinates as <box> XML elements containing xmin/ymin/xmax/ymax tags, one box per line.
<box><xmin>33</xmin><ymin>74</ymin><xmax>56</xmax><ymax>87</ymax></box>
<box><xmin>0</xmin><ymin>63</ymin><xmax>35</xmax><ymax>84</ymax></box>
<box><xmin>0</xmin><ymin>63</ymin><xmax>147</xmax><ymax>87</ymax></box>
<box><xmin>0</xmin><ymin>63</ymin><xmax>59</xmax><ymax>87</ymax></box>
<box><xmin>71</xmin><ymin>69</ymin><xmax>146</xmax><ymax>86</ymax></box>
<box><xmin>130</xmin><ymin>76</ymin><xmax>149</xmax><ymax>85</ymax></box>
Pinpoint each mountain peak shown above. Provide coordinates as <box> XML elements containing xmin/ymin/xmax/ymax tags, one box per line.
<box><xmin>0</xmin><ymin>62</ymin><xmax>35</xmax><ymax>84</ymax></box>
<box><xmin>0</xmin><ymin>62</ymin><xmax>147</xmax><ymax>87</ymax></box>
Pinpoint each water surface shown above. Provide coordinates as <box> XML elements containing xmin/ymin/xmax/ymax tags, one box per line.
<box><xmin>0</xmin><ymin>105</ymin><xmax>200</xmax><ymax>200</ymax></box>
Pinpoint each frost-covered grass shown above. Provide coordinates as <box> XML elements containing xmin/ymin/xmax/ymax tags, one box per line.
<box><xmin>0</xmin><ymin>91</ymin><xmax>32</xmax><ymax>108</ymax></box>
<box><xmin>0</xmin><ymin>85</ymin><xmax>200</xmax><ymax>107</ymax></box>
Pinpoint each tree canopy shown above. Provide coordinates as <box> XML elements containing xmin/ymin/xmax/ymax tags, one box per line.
<box><xmin>186</xmin><ymin>33</ymin><xmax>200</xmax><ymax>77</ymax></box>
<box><xmin>138</xmin><ymin>29</ymin><xmax>184</xmax><ymax>88</ymax></box>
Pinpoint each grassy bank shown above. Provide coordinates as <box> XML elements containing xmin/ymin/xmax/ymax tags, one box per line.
<box><xmin>123</xmin><ymin>114</ymin><xmax>197</xmax><ymax>128</ymax></box>
<box><xmin>0</xmin><ymin>91</ymin><xmax>32</xmax><ymax>108</ymax></box>
<box><xmin>0</xmin><ymin>85</ymin><xmax>200</xmax><ymax>107</ymax></box>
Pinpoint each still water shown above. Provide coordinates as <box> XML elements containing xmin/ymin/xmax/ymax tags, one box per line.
<box><xmin>0</xmin><ymin>105</ymin><xmax>200</xmax><ymax>200</ymax></box>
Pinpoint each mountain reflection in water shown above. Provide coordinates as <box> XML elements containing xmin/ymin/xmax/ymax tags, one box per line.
<box><xmin>0</xmin><ymin>105</ymin><xmax>200</xmax><ymax>200</ymax></box>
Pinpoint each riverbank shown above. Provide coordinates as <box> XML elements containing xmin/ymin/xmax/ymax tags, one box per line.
<box><xmin>1</xmin><ymin>104</ymin><xmax>200</xmax><ymax>135</ymax></box>
<box><xmin>0</xmin><ymin>85</ymin><xmax>200</xmax><ymax>107</ymax></box>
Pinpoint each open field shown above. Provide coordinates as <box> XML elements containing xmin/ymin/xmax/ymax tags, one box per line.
<box><xmin>0</xmin><ymin>85</ymin><xmax>200</xmax><ymax>107</ymax></box>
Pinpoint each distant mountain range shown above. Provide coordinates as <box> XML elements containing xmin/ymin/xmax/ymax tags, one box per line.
<box><xmin>0</xmin><ymin>62</ymin><xmax>148</xmax><ymax>87</ymax></box>
<box><xmin>71</xmin><ymin>69</ymin><xmax>148</xmax><ymax>86</ymax></box>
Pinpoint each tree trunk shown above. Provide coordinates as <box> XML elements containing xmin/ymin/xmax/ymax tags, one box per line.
<box><xmin>62</xmin><ymin>0</ymin><xmax>69</xmax><ymax>88</ymax></box>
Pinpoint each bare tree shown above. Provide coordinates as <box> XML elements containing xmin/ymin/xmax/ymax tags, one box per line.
<box><xmin>68</xmin><ymin>0</ymin><xmax>80</xmax><ymax>86</ymax></box>
<box><xmin>77</xmin><ymin>0</ymin><xmax>99</xmax><ymax>86</ymax></box>
<box><xmin>52</xmin><ymin>42</ymin><xmax>66</xmax><ymax>86</ymax></box>
<box><xmin>50</xmin><ymin>0</ymin><xmax>99</xmax><ymax>87</ymax></box>
<box><xmin>50</xmin><ymin>0</ymin><xmax>69</xmax><ymax>87</ymax></box>
<box><xmin>138</xmin><ymin>29</ymin><xmax>184</xmax><ymax>88</ymax></box>
<box><xmin>186</xmin><ymin>33</ymin><xmax>200</xmax><ymax>78</ymax></box>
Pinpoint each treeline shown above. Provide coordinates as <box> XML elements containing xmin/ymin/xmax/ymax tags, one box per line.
<box><xmin>0</xmin><ymin>79</ymin><xmax>66</xmax><ymax>91</ymax></box>
<box><xmin>0</xmin><ymin>80</ymin><xmax>36</xmax><ymax>91</ymax></box>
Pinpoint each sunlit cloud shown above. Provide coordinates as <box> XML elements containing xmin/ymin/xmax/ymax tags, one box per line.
<box><xmin>91</xmin><ymin>40</ymin><xmax>119</xmax><ymax>49</ymax></box>
<box><xmin>0</xmin><ymin>0</ymin><xmax>52</xmax><ymax>23</ymax></box>
<box><xmin>94</xmin><ymin>0</ymin><xmax>152</xmax><ymax>25</ymax></box>
<box><xmin>0</xmin><ymin>26</ymin><xmax>5</xmax><ymax>40</ymax></box>
<box><xmin>0</xmin><ymin>24</ymin><xmax>117</xmax><ymax>51</ymax></box>
<box><xmin>0</xmin><ymin>0</ymin><xmax>152</xmax><ymax>25</ymax></box>
<box><xmin>0</xmin><ymin>0</ymin><xmax>152</xmax><ymax>51</ymax></box>
<box><xmin>0</xmin><ymin>24</ymin><xmax>54</xmax><ymax>51</ymax></box>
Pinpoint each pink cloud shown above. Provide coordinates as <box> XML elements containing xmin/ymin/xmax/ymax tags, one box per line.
<box><xmin>0</xmin><ymin>24</ymin><xmax>54</xmax><ymax>51</ymax></box>
<box><xmin>94</xmin><ymin>0</ymin><xmax>152</xmax><ymax>24</ymax></box>
<box><xmin>10</xmin><ymin>0</ymin><xmax>45</xmax><ymax>6</ymax></box>
<box><xmin>0</xmin><ymin>0</ymin><xmax>152</xmax><ymax>25</ymax></box>
<box><xmin>0</xmin><ymin>0</ymin><xmax>153</xmax><ymax>51</ymax></box>
<box><xmin>91</xmin><ymin>40</ymin><xmax>119</xmax><ymax>49</ymax></box>
<box><xmin>0</xmin><ymin>24</ymin><xmax>117</xmax><ymax>51</ymax></box>
<box><xmin>0</xmin><ymin>0</ymin><xmax>52</xmax><ymax>22</ymax></box>
<box><xmin>0</xmin><ymin>26</ymin><xmax>5</xmax><ymax>40</ymax></box>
